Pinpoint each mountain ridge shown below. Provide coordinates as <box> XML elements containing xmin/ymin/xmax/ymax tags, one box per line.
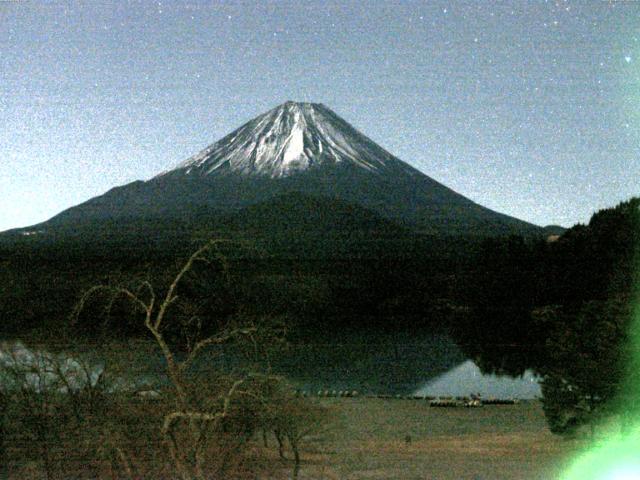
<box><xmin>6</xmin><ymin>101</ymin><xmax>543</xmax><ymax>238</ymax></box>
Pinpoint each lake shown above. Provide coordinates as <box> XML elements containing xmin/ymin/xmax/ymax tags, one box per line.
<box><xmin>0</xmin><ymin>333</ymin><xmax>541</xmax><ymax>399</ymax></box>
<box><xmin>270</xmin><ymin>332</ymin><xmax>542</xmax><ymax>398</ymax></box>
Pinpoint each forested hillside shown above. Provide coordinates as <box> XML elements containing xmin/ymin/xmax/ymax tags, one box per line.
<box><xmin>452</xmin><ymin>198</ymin><xmax>640</xmax><ymax>433</ymax></box>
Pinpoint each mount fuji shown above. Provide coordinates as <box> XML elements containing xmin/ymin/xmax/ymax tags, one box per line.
<box><xmin>10</xmin><ymin>101</ymin><xmax>541</xmax><ymax>238</ymax></box>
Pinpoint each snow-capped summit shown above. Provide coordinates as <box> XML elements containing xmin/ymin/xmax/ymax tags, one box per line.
<box><xmin>166</xmin><ymin>101</ymin><xmax>401</xmax><ymax>178</ymax></box>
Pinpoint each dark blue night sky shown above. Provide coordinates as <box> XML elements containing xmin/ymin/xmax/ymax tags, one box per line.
<box><xmin>1</xmin><ymin>0</ymin><xmax>638</xmax><ymax>231</ymax></box>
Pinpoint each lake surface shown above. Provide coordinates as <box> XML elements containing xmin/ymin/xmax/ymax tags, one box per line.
<box><xmin>270</xmin><ymin>332</ymin><xmax>542</xmax><ymax>398</ymax></box>
<box><xmin>0</xmin><ymin>333</ymin><xmax>542</xmax><ymax>399</ymax></box>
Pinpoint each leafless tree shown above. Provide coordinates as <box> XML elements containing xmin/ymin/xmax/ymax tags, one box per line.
<box><xmin>271</xmin><ymin>395</ymin><xmax>328</xmax><ymax>480</ymax></box>
<box><xmin>70</xmin><ymin>240</ymin><xmax>290</xmax><ymax>480</ymax></box>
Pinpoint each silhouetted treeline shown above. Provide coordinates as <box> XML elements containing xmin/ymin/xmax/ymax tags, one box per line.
<box><xmin>451</xmin><ymin>197</ymin><xmax>640</xmax><ymax>433</ymax></box>
<box><xmin>450</xmin><ymin>234</ymin><xmax>550</xmax><ymax>375</ymax></box>
<box><xmin>0</xmin><ymin>226</ymin><xmax>483</xmax><ymax>341</ymax></box>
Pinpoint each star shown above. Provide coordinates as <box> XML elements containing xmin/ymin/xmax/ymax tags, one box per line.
<box><xmin>625</xmin><ymin>56</ymin><xmax>632</xmax><ymax>64</ymax></box>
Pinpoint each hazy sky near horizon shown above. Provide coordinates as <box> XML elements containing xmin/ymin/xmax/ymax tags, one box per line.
<box><xmin>1</xmin><ymin>0</ymin><xmax>639</xmax><ymax>232</ymax></box>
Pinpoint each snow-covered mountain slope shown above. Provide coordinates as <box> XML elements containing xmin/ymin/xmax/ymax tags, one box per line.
<box><xmin>9</xmin><ymin>101</ymin><xmax>543</xmax><ymax>238</ymax></box>
<box><xmin>163</xmin><ymin>101</ymin><xmax>404</xmax><ymax>179</ymax></box>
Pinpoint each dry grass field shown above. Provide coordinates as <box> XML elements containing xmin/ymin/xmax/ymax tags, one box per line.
<box><xmin>282</xmin><ymin>398</ymin><xmax>584</xmax><ymax>480</ymax></box>
<box><xmin>2</xmin><ymin>392</ymin><xmax>587</xmax><ymax>479</ymax></box>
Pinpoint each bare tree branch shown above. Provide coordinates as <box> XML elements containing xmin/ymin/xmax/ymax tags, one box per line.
<box><xmin>69</xmin><ymin>239</ymin><xmax>297</xmax><ymax>480</ymax></box>
<box><xmin>179</xmin><ymin>326</ymin><xmax>258</xmax><ymax>373</ymax></box>
<box><xmin>155</xmin><ymin>240</ymin><xmax>220</xmax><ymax>331</ymax></box>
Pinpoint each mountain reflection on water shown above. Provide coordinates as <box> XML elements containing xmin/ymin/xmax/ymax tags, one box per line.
<box><xmin>272</xmin><ymin>332</ymin><xmax>460</xmax><ymax>395</ymax></box>
<box><xmin>272</xmin><ymin>332</ymin><xmax>541</xmax><ymax>398</ymax></box>
<box><xmin>0</xmin><ymin>334</ymin><xmax>542</xmax><ymax>398</ymax></box>
<box><xmin>413</xmin><ymin>360</ymin><xmax>541</xmax><ymax>399</ymax></box>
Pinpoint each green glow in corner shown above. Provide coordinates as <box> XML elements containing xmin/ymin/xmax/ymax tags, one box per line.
<box><xmin>561</xmin><ymin>426</ymin><xmax>640</xmax><ymax>479</ymax></box>
<box><xmin>560</xmin><ymin>280</ymin><xmax>640</xmax><ymax>478</ymax></box>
